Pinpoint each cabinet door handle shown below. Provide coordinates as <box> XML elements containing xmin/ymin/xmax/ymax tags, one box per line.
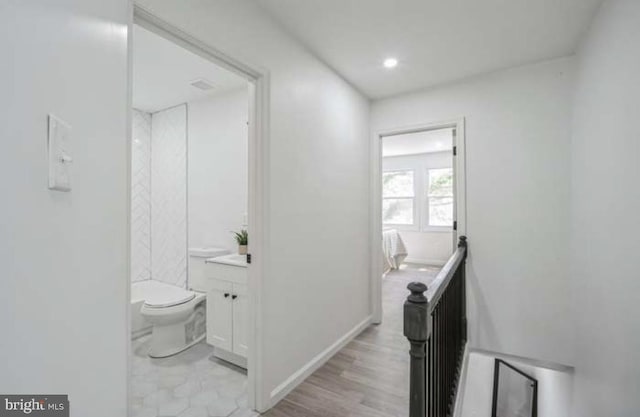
<box><xmin>232</xmin><ymin>295</ymin><xmax>238</xmax><ymax>300</ymax></box>
<box><xmin>224</xmin><ymin>293</ymin><xmax>230</xmax><ymax>298</ymax></box>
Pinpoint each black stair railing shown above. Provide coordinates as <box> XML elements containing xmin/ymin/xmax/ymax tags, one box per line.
<box><xmin>404</xmin><ymin>236</ymin><xmax>468</xmax><ymax>417</ymax></box>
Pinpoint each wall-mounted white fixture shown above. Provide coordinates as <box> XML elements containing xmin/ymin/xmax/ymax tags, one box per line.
<box><xmin>48</xmin><ymin>114</ymin><xmax>72</xmax><ymax>192</ymax></box>
<box><xmin>383</xmin><ymin>57</ymin><xmax>398</xmax><ymax>68</ymax></box>
<box><xmin>189</xmin><ymin>78</ymin><xmax>215</xmax><ymax>91</ymax></box>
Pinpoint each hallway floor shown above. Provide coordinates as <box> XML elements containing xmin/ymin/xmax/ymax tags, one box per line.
<box><xmin>263</xmin><ymin>263</ymin><xmax>440</xmax><ymax>417</ymax></box>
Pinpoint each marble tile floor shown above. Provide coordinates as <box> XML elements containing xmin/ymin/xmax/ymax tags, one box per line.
<box><xmin>131</xmin><ymin>335</ymin><xmax>258</xmax><ymax>417</ymax></box>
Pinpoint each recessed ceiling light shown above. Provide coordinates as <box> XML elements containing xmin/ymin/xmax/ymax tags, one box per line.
<box><xmin>383</xmin><ymin>58</ymin><xmax>398</xmax><ymax>68</ymax></box>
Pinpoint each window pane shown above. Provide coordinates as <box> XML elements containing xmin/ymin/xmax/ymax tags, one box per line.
<box><xmin>429</xmin><ymin>197</ymin><xmax>453</xmax><ymax>226</ymax></box>
<box><xmin>383</xmin><ymin>171</ymin><xmax>414</xmax><ymax>197</ymax></box>
<box><xmin>428</xmin><ymin>168</ymin><xmax>453</xmax><ymax>197</ymax></box>
<box><xmin>383</xmin><ymin>198</ymin><xmax>414</xmax><ymax>225</ymax></box>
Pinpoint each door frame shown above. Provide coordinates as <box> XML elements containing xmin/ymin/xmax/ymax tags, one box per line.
<box><xmin>370</xmin><ymin>118</ymin><xmax>466</xmax><ymax>324</ymax></box>
<box><xmin>129</xmin><ymin>5</ymin><xmax>271</xmax><ymax>411</ymax></box>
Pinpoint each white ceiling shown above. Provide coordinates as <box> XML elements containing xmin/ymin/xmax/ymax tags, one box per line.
<box><xmin>383</xmin><ymin>128</ymin><xmax>453</xmax><ymax>157</ymax></box>
<box><xmin>133</xmin><ymin>25</ymin><xmax>246</xmax><ymax>113</ymax></box>
<box><xmin>256</xmin><ymin>0</ymin><xmax>603</xmax><ymax>99</ymax></box>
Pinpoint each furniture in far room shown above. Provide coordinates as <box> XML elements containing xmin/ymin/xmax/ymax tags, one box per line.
<box><xmin>382</xmin><ymin>228</ymin><xmax>408</xmax><ymax>273</ymax></box>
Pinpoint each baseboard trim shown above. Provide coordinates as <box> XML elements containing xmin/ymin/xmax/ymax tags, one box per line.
<box><xmin>212</xmin><ymin>347</ymin><xmax>247</xmax><ymax>369</ymax></box>
<box><xmin>269</xmin><ymin>315</ymin><xmax>372</xmax><ymax>406</ymax></box>
<box><xmin>404</xmin><ymin>257</ymin><xmax>447</xmax><ymax>266</ymax></box>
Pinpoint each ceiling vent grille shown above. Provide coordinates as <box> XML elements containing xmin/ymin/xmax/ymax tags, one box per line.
<box><xmin>190</xmin><ymin>78</ymin><xmax>215</xmax><ymax>91</ymax></box>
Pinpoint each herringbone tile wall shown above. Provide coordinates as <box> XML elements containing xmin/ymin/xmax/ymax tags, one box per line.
<box><xmin>131</xmin><ymin>109</ymin><xmax>152</xmax><ymax>283</ymax></box>
<box><xmin>151</xmin><ymin>104</ymin><xmax>188</xmax><ymax>288</ymax></box>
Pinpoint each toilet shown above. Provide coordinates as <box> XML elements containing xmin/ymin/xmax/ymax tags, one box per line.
<box><xmin>140</xmin><ymin>247</ymin><xmax>229</xmax><ymax>358</ymax></box>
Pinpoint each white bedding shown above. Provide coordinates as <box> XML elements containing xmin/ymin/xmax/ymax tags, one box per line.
<box><xmin>382</xmin><ymin>229</ymin><xmax>408</xmax><ymax>272</ymax></box>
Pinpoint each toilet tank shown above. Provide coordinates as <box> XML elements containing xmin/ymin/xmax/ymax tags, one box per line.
<box><xmin>188</xmin><ymin>247</ymin><xmax>230</xmax><ymax>291</ymax></box>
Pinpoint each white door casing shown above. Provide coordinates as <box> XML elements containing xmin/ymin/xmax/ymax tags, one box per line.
<box><xmin>370</xmin><ymin>119</ymin><xmax>466</xmax><ymax>324</ymax></box>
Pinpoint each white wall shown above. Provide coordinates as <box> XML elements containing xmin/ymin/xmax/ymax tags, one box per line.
<box><xmin>400</xmin><ymin>231</ymin><xmax>451</xmax><ymax>265</ymax></box>
<box><xmin>382</xmin><ymin>151</ymin><xmax>454</xmax><ymax>265</ymax></box>
<box><xmin>138</xmin><ymin>0</ymin><xmax>371</xmax><ymax>409</ymax></box>
<box><xmin>188</xmin><ymin>88</ymin><xmax>249</xmax><ymax>253</ymax></box>
<box><xmin>372</xmin><ymin>57</ymin><xmax>575</xmax><ymax>366</ymax></box>
<box><xmin>0</xmin><ymin>1</ymin><xmax>129</xmax><ymax>416</ymax></box>
<box><xmin>132</xmin><ymin>109</ymin><xmax>152</xmax><ymax>283</ymax></box>
<box><xmin>151</xmin><ymin>104</ymin><xmax>188</xmax><ymax>288</ymax></box>
<box><xmin>570</xmin><ymin>1</ymin><xmax>640</xmax><ymax>415</ymax></box>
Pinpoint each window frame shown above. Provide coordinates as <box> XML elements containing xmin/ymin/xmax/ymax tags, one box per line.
<box><xmin>422</xmin><ymin>167</ymin><xmax>455</xmax><ymax>232</ymax></box>
<box><xmin>382</xmin><ymin>169</ymin><xmax>418</xmax><ymax>230</ymax></box>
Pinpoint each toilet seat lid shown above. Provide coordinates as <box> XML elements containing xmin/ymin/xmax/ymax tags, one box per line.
<box><xmin>143</xmin><ymin>283</ymin><xmax>196</xmax><ymax>308</ymax></box>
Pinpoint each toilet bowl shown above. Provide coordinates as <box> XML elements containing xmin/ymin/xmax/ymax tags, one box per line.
<box><xmin>140</xmin><ymin>283</ymin><xmax>206</xmax><ymax>358</ymax></box>
<box><xmin>139</xmin><ymin>247</ymin><xmax>229</xmax><ymax>358</ymax></box>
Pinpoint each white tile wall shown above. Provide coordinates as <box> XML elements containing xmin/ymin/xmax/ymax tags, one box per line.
<box><xmin>151</xmin><ymin>104</ymin><xmax>188</xmax><ymax>288</ymax></box>
<box><xmin>131</xmin><ymin>109</ymin><xmax>152</xmax><ymax>283</ymax></box>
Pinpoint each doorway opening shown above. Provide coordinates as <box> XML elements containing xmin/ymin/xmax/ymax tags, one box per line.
<box><xmin>371</xmin><ymin>120</ymin><xmax>466</xmax><ymax>324</ymax></box>
<box><xmin>128</xmin><ymin>6</ymin><xmax>268</xmax><ymax>415</ymax></box>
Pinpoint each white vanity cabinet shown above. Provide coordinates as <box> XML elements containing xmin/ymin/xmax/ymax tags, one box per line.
<box><xmin>204</xmin><ymin>255</ymin><xmax>248</xmax><ymax>368</ymax></box>
<box><xmin>231</xmin><ymin>283</ymin><xmax>249</xmax><ymax>357</ymax></box>
<box><xmin>206</xmin><ymin>280</ymin><xmax>234</xmax><ymax>351</ymax></box>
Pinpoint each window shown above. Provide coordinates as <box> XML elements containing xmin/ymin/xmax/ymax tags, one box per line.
<box><xmin>427</xmin><ymin>168</ymin><xmax>454</xmax><ymax>227</ymax></box>
<box><xmin>382</xmin><ymin>170</ymin><xmax>415</xmax><ymax>225</ymax></box>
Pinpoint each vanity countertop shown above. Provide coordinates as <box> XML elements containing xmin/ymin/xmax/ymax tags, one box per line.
<box><xmin>206</xmin><ymin>253</ymin><xmax>247</xmax><ymax>268</ymax></box>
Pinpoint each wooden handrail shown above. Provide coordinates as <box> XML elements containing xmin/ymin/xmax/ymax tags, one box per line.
<box><xmin>425</xmin><ymin>236</ymin><xmax>467</xmax><ymax>314</ymax></box>
<box><xmin>404</xmin><ymin>236</ymin><xmax>468</xmax><ymax>417</ymax></box>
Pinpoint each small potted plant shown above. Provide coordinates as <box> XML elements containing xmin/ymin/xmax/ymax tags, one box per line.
<box><xmin>233</xmin><ymin>229</ymin><xmax>248</xmax><ymax>255</ymax></box>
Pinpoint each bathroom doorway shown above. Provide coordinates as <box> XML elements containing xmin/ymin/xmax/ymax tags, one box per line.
<box><xmin>128</xmin><ymin>7</ymin><xmax>267</xmax><ymax>416</ymax></box>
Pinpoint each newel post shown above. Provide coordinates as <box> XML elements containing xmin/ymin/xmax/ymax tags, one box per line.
<box><xmin>458</xmin><ymin>235</ymin><xmax>468</xmax><ymax>251</ymax></box>
<box><xmin>404</xmin><ymin>282</ymin><xmax>429</xmax><ymax>417</ymax></box>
